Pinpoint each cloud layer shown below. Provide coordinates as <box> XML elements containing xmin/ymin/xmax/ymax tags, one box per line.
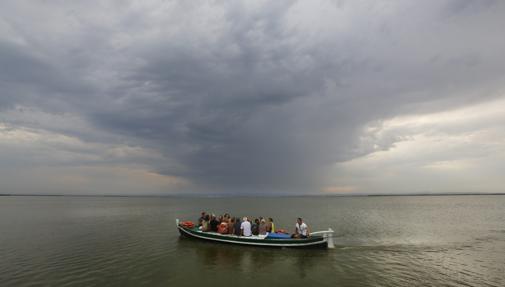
<box><xmin>1</xmin><ymin>1</ymin><xmax>504</xmax><ymax>194</ymax></box>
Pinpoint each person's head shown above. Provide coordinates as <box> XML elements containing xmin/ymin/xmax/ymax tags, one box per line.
<box><xmin>268</xmin><ymin>217</ymin><xmax>274</xmax><ymax>223</ymax></box>
<box><xmin>297</xmin><ymin>217</ymin><xmax>303</xmax><ymax>224</ymax></box>
<box><xmin>261</xmin><ymin>218</ymin><xmax>266</xmax><ymax>224</ymax></box>
<box><xmin>205</xmin><ymin>215</ymin><xmax>210</xmax><ymax>221</ymax></box>
<box><xmin>243</xmin><ymin>217</ymin><xmax>248</xmax><ymax>222</ymax></box>
<box><xmin>230</xmin><ymin>217</ymin><xmax>235</xmax><ymax>223</ymax></box>
<box><xmin>201</xmin><ymin>211</ymin><xmax>206</xmax><ymax>217</ymax></box>
<box><xmin>255</xmin><ymin>218</ymin><xmax>260</xmax><ymax>224</ymax></box>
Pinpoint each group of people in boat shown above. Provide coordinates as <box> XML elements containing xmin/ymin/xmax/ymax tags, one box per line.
<box><xmin>197</xmin><ymin>212</ymin><xmax>310</xmax><ymax>238</ymax></box>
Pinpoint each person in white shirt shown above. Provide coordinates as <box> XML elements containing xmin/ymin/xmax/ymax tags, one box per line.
<box><xmin>292</xmin><ymin>217</ymin><xmax>310</xmax><ymax>238</ymax></box>
<box><xmin>240</xmin><ymin>217</ymin><xmax>252</xmax><ymax>237</ymax></box>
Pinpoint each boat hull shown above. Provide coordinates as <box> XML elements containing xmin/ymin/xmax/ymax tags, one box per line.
<box><xmin>177</xmin><ymin>225</ymin><xmax>328</xmax><ymax>248</ymax></box>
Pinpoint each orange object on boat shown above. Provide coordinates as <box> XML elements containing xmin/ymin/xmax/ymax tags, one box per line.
<box><xmin>217</xmin><ymin>222</ymin><xmax>228</xmax><ymax>234</ymax></box>
<box><xmin>275</xmin><ymin>229</ymin><xmax>288</xmax><ymax>234</ymax></box>
<box><xmin>180</xmin><ymin>221</ymin><xmax>195</xmax><ymax>228</ymax></box>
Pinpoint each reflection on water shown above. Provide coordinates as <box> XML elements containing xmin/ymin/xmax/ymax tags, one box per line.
<box><xmin>179</xmin><ymin>237</ymin><xmax>331</xmax><ymax>279</ymax></box>
<box><xmin>1</xmin><ymin>195</ymin><xmax>504</xmax><ymax>286</ymax></box>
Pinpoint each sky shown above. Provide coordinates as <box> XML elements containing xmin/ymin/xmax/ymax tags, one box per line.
<box><xmin>1</xmin><ymin>0</ymin><xmax>504</xmax><ymax>195</ymax></box>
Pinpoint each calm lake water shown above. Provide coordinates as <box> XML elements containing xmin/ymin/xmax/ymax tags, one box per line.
<box><xmin>1</xmin><ymin>195</ymin><xmax>504</xmax><ymax>286</ymax></box>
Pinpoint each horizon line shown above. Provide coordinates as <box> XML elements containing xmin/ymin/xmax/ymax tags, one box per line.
<box><xmin>1</xmin><ymin>192</ymin><xmax>504</xmax><ymax>198</ymax></box>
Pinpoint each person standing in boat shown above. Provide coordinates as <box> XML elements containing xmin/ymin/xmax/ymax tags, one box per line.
<box><xmin>292</xmin><ymin>217</ymin><xmax>310</xmax><ymax>238</ymax></box>
<box><xmin>240</xmin><ymin>217</ymin><xmax>252</xmax><ymax>237</ymax></box>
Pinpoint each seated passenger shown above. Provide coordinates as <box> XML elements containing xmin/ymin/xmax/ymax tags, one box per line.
<box><xmin>267</xmin><ymin>218</ymin><xmax>275</xmax><ymax>233</ymax></box>
<box><xmin>201</xmin><ymin>215</ymin><xmax>210</xmax><ymax>232</ymax></box>
<box><xmin>240</xmin><ymin>217</ymin><xmax>252</xmax><ymax>237</ymax></box>
<box><xmin>233</xmin><ymin>217</ymin><xmax>242</xmax><ymax>236</ymax></box>
<box><xmin>210</xmin><ymin>214</ymin><xmax>220</xmax><ymax>232</ymax></box>
<box><xmin>251</xmin><ymin>218</ymin><xmax>259</xmax><ymax>235</ymax></box>
<box><xmin>198</xmin><ymin>211</ymin><xmax>206</xmax><ymax>227</ymax></box>
<box><xmin>217</xmin><ymin>221</ymin><xmax>228</xmax><ymax>234</ymax></box>
<box><xmin>259</xmin><ymin>218</ymin><xmax>267</xmax><ymax>235</ymax></box>
<box><xmin>228</xmin><ymin>217</ymin><xmax>235</xmax><ymax>234</ymax></box>
<box><xmin>292</xmin><ymin>217</ymin><xmax>309</xmax><ymax>238</ymax></box>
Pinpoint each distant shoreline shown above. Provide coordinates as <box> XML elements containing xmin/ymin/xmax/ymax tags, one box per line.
<box><xmin>1</xmin><ymin>193</ymin><xmax>504</xmax><ymax>198</ymax></box>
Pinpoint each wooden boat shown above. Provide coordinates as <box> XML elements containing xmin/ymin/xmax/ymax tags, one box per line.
<box><xmin>176</xmin><ymin>219</ymin><xmax>335</xmax><ymax>248</ymax></box>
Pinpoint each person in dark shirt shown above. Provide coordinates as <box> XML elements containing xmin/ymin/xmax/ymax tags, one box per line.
<box><xmin>233</xmin><ymin>217</ymin><xmax>242</xmax><ymax>236</ymax></box>
<box><xmin>198</xmin><ymin>211</ymin><xmax>206</xmax><ymax>227</ymax></box>
<box><xmin>251</xmin><ymin>218</ymin><xmax>259</xmax><ymax>235</ymax></box>
<box><xmin>210</xmin><ymin>214</ymin><xmax>220</xmax><ymax>232</ymax></box>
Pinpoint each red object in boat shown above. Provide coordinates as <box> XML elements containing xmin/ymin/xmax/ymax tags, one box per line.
<box><xmin>217</xmin><ymin>222</ymin><xmax>228</xmax><ymax>234</ymax></box>
<box><xmin>180</xmin><ymin>221</ymin><xmax>195</xmax><ymax>228</ymax></box>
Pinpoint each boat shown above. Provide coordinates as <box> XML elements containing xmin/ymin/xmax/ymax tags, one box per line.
<box><xmin>176</xmin><ymin>219</ymin><xmax>335</xmax><ymax>248</ymax></box>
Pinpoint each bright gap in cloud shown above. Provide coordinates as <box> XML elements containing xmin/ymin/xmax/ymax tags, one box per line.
<box><xmin>329</xmin><ymin>97</ymin><xmax>505</xmax><ymax>194</ymax></box>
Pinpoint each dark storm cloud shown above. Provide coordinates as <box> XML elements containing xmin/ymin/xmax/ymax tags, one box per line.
<box><xmin>0</xmin><ymin>41</ymin><xmax>80</xmax><ymax>109</ymax></box>
<box><xmin>83</xmin><ymin>1</ymin><xmax>342</xmax><ymax>190</ymax></box>
<box><xmin>1</xmin><ymin>1</ymin><xmax>505</xmax><ymax>193</ymax></box>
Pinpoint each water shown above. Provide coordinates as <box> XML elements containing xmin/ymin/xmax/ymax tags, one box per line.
<box><xmin>1</xmin><ymin>195</ymin><xmax>504</xmax><ymax>286</ymax></box>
